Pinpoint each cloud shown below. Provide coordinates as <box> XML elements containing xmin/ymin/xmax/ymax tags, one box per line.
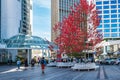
<box><xmin>33</xmin><ymin>0</ymin><xmax>51</xmax><ymax>9</ymax></box>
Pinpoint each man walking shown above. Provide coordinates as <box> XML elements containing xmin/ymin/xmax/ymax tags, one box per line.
<box><xmin>40</xmin><ymin>57</ymin><xmax>46</xmax><ymax>74</ymax></box>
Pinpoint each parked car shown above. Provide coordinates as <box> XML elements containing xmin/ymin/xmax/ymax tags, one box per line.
<box><xmin>100</xmin><ymin>58</ymin><xmax>116</xmax><ymax>65</ymax></box>
<box><xmin>115</xmin><ymin>58</ymin><xmax>120</xmax><ymax>65</ymax></box>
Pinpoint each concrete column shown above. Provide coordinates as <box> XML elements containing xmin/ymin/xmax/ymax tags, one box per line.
<box><xmin>27</xmin><ymin>49</ymin><xmax>30</xmax><ymax>64</ymax></box>
<box><xmin>42</xmin><ymin>49</ymin><xmax>44</xmax><ymax>57</ymax></box>
<box><xmin>48</xmin><ymin>50</ymin><xmax>50</xmax><ymax>63</ymax></box>
<box><xmin>103</xmin><ymin>46</ymin><xmax>107</xmax><ymax>55</ymax></box>
<box><xmin>8</xmin><ymin>50</ymin><xmax>10</xmax><ymax>60</ymax></box>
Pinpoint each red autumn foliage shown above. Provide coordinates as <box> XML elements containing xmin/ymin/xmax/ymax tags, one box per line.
<box><xmin>53</xmin><ymin>0</ymin><xmax>103</xmax><ymax>54</ymax></box>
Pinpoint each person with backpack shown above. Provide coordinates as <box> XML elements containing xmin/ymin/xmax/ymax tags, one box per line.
<box><xmin>40</xmin><ymin>57</ymin><xmax>46</xmax><ymax>74</ymax></box>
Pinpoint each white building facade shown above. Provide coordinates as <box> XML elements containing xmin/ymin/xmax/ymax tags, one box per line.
<box><xmin>1</xmin><ymin>0</ymin><xmax>32</xmax><ymax>39</ymax></box>
<box><xmin>0</xmin><ymin>0</ymin><xmax>33</xmax><ymax>63</ymax></box>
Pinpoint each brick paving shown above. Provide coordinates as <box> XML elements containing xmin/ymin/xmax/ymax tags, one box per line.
<box><xmin>0</xmin><ymin>65</ymin><xmax>120</xmax><ymax>80</ymax></box>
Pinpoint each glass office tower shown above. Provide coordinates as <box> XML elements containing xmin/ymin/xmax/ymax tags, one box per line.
<box><xmin>51</xmin><ymin>0</ymin><xmax>79</xmax><ymax>42</ymax></box>
<box><xmin>96</xmin><ymin>0</ymin><xmax>120</xmax><ymax>39</ymax></box>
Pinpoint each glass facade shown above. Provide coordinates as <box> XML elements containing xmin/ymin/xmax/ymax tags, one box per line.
<box><xmin>96</xmin><ymin>0</ymin><xmax>120</xmax><ymax>38</ymax></box>
<box><xmin>6</xmin><ymin>34</ymin><xmax>49</xmax><ymax>49</ymax></box>
<box><xmin>21</xmin><ymin>0</ymin><xmax>32</xmax><ymax>35</ymax></box>
<box><xmin>0</xmin><ymin>0</ymin><xmax>1</xmax><ymax>39</ymax></box>
<box><xmin>59</xmin><ymin>0</ymin><xmax>79</xmax><ymax>22</ymax></box>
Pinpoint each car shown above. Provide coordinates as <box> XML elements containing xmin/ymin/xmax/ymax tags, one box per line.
<box><xmin>115</xmin><ymin>58</ymin><xmax>120</xmax><ymax>65</ymax></box>
<box><xmin>100</xmin><ymin>58</ymin><xmax>116</xmax><ymax>65</ymax></box>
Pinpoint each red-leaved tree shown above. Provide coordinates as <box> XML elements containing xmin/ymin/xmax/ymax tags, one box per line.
<box><xmin>53</xmin><ymin>0</ymin><xmax>103</xmax><ymax>54</ymax></box>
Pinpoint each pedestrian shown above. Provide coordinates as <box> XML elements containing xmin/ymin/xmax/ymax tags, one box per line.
<box><xmin>40</xmin><ymin>57</ymin><xmax>46</xmax><ymax>74</ymax></box>
<box><xmin>31</xmin><ymin>58</ymin><xmax>35</xmax><ymax>67</ymax></box>
<box><xmin>17</xmin><ymin>59</ymin><xmax>21</xmax><ymax>69</ymax></box>
<box><xmin>24</xmin><ymin>58</ymin><xmax>28</xmax><ymax>69</ymax></box>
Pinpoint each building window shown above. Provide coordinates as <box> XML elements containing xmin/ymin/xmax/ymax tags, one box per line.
<box><xmin>118</xmin><ymin>10</ymin><xmax>120</xmax><ymax>13</ymax></box>
<box><xmin>111</xmin><ymin>33</ymin><xmax>117</xmax><ymax>37</ymax></box>
<box><xmin>118</xmin><ymin>5</ymin><xmax>120</xmax><ymax>8</ymax></box>
<box><xmin>104</xmin><ymin>15</ymin><xmax>109</xmax><ymax>18</ymax></box>
<box><xmin>111</xmin><ymin>24</ymin><xmax>117</xmax><ymax>27</ymax></box>
<box><xmin>96</xmin><ymin>6</ymin><xmax>102</xmax><ymax>9</ymax></box>
<box><xmin>103</xmin><ymin>6</ymin><xmax>109</xmax><ymax>9</ymax></box>
<box><xmin>111</xmin><ymin>14</ymin><xmax>117</xmax><ymax>18</ymax></box>
<box><xmin>111</xmin><ymin>5</ymin><xmax>116</xmax><ymax>8</ymax></box>
<box><xmin>98</xmin><ymin>25</ymin><xmax>102</xmax><ymax>28</ymax></box>
<box><xmin>119</xmin><ymin>0</ymin><xmax>120</xmax><ymax>3</ymax></box>
<box><xmin>104</xmin><ymin>34</ymin><xmax>110</xmax><ymax>37</ymax></box>
<box><xmin>97</xmin><ymin>29</ymin><xmax>102</xmax><ymax>32</ymax></box>
<box><xmin>111</xmin><ymin>1</ymin><xmax>116</xmax><ymax>4</ymax></box>
<box><xmin>104</xmin><ymin>20</ymin><xmax>110</xmax><ymax>23</ymax></box>
<box><xmin>104</xmin><ymin>24</ymin><xmax>110</xmax><ymax>28</ymax></box>
<box><xmin>104</xmin><ymin>29</ymin><xmax>110</xmax><ymax>32</ymax></box>
<box><xmin>103</xmin><ymin>1</ymin><xmax>109</xmax><ymax>4</ymax></box>
<box><xmin>111</xmin><ymin>10</ymin><xmax>117</xmax><ymax>13</ymax></box>
<box><xmin>104</xmin><ymin>10</ymin><xmax>109</xmax><ymax>14</ymax></box>
<box><xmin>111</xmin><ymin>19</ymin><xmax>117</xmax><ymax>23</ymax></box>
<box><xmin>96</xmin><ymin>2</ymin><xmax>102</xmax><ymax>5</ymax></box>
<box><xmin>111</xmin><ymin>29</ymin><xmax>117</xmax><ymax>32</ymax></box>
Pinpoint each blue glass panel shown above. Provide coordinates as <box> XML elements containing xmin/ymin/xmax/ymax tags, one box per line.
<box><xmin>104</xmin><ymin>20</ymin><xmax>110</xmax><ymax>23</ymax></box>
<box><xmin>103</xmin><ymin>1</ymin><xmax>109</xmax><ymax>4</ymax></box>
<box><xmin>97</xmin><ymin>29</ymin><xmax>102</xmax><ymax>32</ymax></box>
<box><xmin>104</xmin><ymin>24</ymin><xmax>110</xmax><ymax>28</ymax></box>
<box><xmin>111</xmin><ymin>24</ymin><xmax>117</xmax><ymax>27</ymax></box>
<box><xmin>111</xmin><ymin>5</ymin><xmax>116</xmax><ymax>8</ymax></box>
<box><xmin>104</xmin><ymin>10</ymin><xmax>109</xmax><ymax>13</ymax></box>
<box><xmin>111</xmin><ymin>14</ymin><xmax>117</xmax><ymax>18</ymax></box>
<box><xmin>118</xmin><ymin>0</ymin><xmax>120</xmax><ymax>3</ymax></box>
<box><xmin>98</xmin><ymin>25</ymin><xmax>102</xmax><ymax>28</ymax></box>
<box><xmin>119</xmin><ymin>29</ymin><xmax>120</xmax><ymax>31</ymax></box>
<box><xmin>111</xmin><ymin>29</ymin><xmax>117</xmax><ymax>32</ymax></box>
<box><xmin>104</xmin><ymin>29</ymin><xmax>110</xmax><ymax>32</ymax></box>
<box><xmin>104</xmin><ymin>34</ymin><xmax>110</xmax><ymax>37</ymax></box>
<box><xmin>119</xmin><ymin>14</ymin><xmax>120</xmax><ymax>17</ymax></box>
<box><xmin>100</xmin><ymin>20</ymin><xmax>102</xmax><ymax>23</ymax></box>
<box><xmin>111</xmin><ymin>1</ymin><xmax>116</xmax><ymax>4</ymax></box>
<box><xmin>103</xmin><ymin>6</ymin><xmax>109</xmax><ymax>9</ymax></box>
<box><xmin>104</xmin><ymin>15</ymin><xmax>109</xmax><ymax>18</ymax></box>
<box><xmin>111</xmin><ymin>19</ymin><xmax>117</xmax><ymax>23</ymax></box>
<box><xmin>96</xmin><ymin>2</ymin><xmax>102</xmax><ymax>5</ymax></box>
<box><xmin>111</xmin><ymin>33</ymin><xmax>117</xmax><ymax>37</ymax></box>
<box><xmin>96</xmin><ymin>6</ymin><xmax>102</xmax><ymax>9</ymax></box>
<box><xmin>118</xmin><ymin>5</ymin><xmax>120</xmax><ymax>8</ymax></box>
<box><xmin>111</xmin><ymin>10</ymin><xmax>117</xmax><ymax>13</ymax></box>
<box><xmin>118</xmin><ymin>10</ymin><xmax>120</xmax><ymax>13</ymax></box>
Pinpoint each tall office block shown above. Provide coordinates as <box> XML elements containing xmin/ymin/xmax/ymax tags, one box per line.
<box><xmin>96</xmin><ymin>0</ymin><xmax>120</xmax><ymax>39</ymax></box>
<box><xmin>51</xmin><ymin>0</ymin><xmax>80</xmax><ymax>42</ymax></box>
<box><xmin>0</xmin><ymin>0</ymin><xmax>32</xmax><ymax>39</ymax></box>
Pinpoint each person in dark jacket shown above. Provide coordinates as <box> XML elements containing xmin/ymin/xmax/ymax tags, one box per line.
<box><xmin>24</xmin><ymin>58</ymin><xmax>28</xmax><ymax>69</ymax></box>
<box><xmin>31</xmin><ymin>58</ymin><xmax>35</xmax><ymax>67</ymax></box>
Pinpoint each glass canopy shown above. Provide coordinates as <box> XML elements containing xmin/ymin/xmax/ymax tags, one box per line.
<box><xmin>5</xmin><ymin>34</ymin><xmax>50</xmax><ymax>49</ymax></box>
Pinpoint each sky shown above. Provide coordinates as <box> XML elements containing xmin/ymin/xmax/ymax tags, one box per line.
<box><xmin>33</xmin><ymin>0</ymin><xmax>51</xmax><ymax>41</ymax></box>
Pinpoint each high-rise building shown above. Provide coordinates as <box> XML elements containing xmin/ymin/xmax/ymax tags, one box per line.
<box><xmin>51</xmin><ymin>0</ymin><xmax>120</xmax><ymax>54</ymax></box>
<box><xmin>96</xmin><ymin>0</ymin><xmax>120</xmax><ymax>39</ymax></box>
<box><xmin>0</xmin><ymin>0</ymin><xmax>33</xmax><ymax>63</ymax></box>
<box><xmin>95</xmin><ymin>0</ymin><xmax>120</xmax><ymax>54</ymax></box>
<box><xmin>0</xmin><ymin>0</ymin><xmax>32</xmax><ymax>39</ymax></box>
<box><xmin>51</xmin><ymin>0</ymin><xmax>80</xmax><ymax>42</ymax></box>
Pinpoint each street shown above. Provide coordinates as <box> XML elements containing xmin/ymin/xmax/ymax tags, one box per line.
<box><xmin>0</xmin><ymin>65</ymin><xmax>120</xmax><ymax>80</ymax></box>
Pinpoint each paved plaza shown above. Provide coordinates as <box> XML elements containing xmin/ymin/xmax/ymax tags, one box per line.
<box><xmin>0</xmin><ymin>65</ymin><xmax>120</xmax><ymax>80</ymax></box>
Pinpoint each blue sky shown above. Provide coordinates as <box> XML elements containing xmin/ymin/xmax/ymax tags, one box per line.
<box><xmin>33</xmin><ymin>0</ymin><xmax>51</xmax><ymax>41</ymax></box>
